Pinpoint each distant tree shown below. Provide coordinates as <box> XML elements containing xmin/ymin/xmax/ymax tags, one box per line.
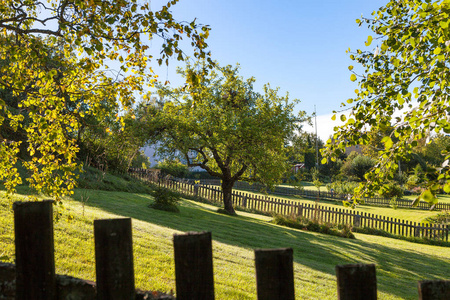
<box><xmin>422</xmin><ymin>134</ymin><xmax>450</xmax><ymax>167</ymax></box>
<box><xmin>340</xmin><ymin>152</ymin><xmax>375</xmax><ymax>182</ymax></box>
<box><xmin>156</xmin><ymin>159</ymin><xmax>189</xmax><ymax>178</ymax></box>
<box><xmin>148</xmin><ymin>62</ymin><xmax>303</xmax><ymax>214</ymax></box>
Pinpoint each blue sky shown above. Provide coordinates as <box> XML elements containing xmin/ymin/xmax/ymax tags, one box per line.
<box><xmin>148</xmin><ymin>0</ymin><xmax>387</xmax><ymax>140</ymax></box>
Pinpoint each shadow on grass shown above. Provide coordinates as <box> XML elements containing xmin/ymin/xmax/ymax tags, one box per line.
<box><xmin>73</xmin><ymin>189</ymin><xmax>449</xmax><ymax>300</ymax></box>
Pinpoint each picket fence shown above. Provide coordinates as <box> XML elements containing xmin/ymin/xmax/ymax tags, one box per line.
<box><xmin>3</xmin><ymin>200</ymin><xmax>449</xmax><ymax>300</ymax></box>
<box><xmin>186</xmin><ymin>177</ymin><xmax>450</xmax><ymax>211</ymax></box>
<box><xmin>129</xmin><ymin>169</ymin><xmax>449</xmax><ymax>242</ymax></box>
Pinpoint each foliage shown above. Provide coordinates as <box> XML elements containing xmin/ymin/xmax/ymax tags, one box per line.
<box><xmin>78</xmin><ymin>103</ymin><xmax>154</xmax><ymax>173</ymax></box>
<box><xmin>0</xmin><ymin>0</ymin><xmax>211</xmax><ymax>200</ymax></box>
<box><xmin>323</xmin><ymin>0</ymin><xmax>450</xmax><ymax>206</ymax></box>
<box><xmin>156</xmin><ymin>159</ymin><xmax>189</xmax><ymax>178</ymax></box>
<box><xmin>326</xmin><ymin>181</ymin><xmax>360</xmax><ymax>198</ymax></box>
<box><xmin>425</xmin><ymin>211</ymin><xmax>450</xmax><ymax>225</ymax></box>
<box><xmin>149</xmin><ymin>186</ymin><xmax>181</xmax><ymax>212</ymax></box>
<box><xmin>272</xmin><ymin>214</ymin><xmax>355</xmax><ymax>239</ymax></box>
<box><xmin>76</xmin><ymin>166</ymin><xmax>152</xmax><ymax>193</ymax></box>
<box><xmin>378</xmin><ymin>181</ymin><xmax>404</xmax><ymax>199</ymax></box>
<box><xmin>311</xmin><ymin>167</ymin><xmax>323</xmax><ymax>192</ymax></box>
<box><xmin>130</xmin><ymin>150</ymin><xmax>151</xmax><ymax>169</ymax></box>
<box><xmin>287</xmin><ymin>132</ymin><xmax>322</xmax><ymax>169</ymax></box>
<box><xmin>148</xmin><ymin>61</ymin><xmax>303</xmax><ymax>214</ymax></box>
<box><xmin>340</xmin><ymin>153</ymin><xmax>376</xmax><ymax>182</ymax></box>
<box><xmin>421</xmin><ymin>134</ymin><xmax>450</xmax><ymax>167</ymax></box>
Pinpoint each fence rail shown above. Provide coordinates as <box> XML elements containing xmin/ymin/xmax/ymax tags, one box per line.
<box><xmin>188</xmin><ymin>177</ymin><xmax>450</xmax><ymax>211</ymax></box>
<box><xmin>129</xmin><ymin>169</ymin><xmax>450</xmax><ymax>242</ymax></box>
<box><xmin>2</xmin><ymin>201</ymin><xmax>449</xmax><ymax>299</ymax></box>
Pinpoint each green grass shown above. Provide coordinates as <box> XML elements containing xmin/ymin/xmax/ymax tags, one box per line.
<box><xmin>403</xmin><ymin>193</ymin><xmax>450</xmax><ymax>204</ymax></box>
<box><xmin>1</xmin><ymin>187</ymin><xmax>449</xmax><ymax>299</ymax></box>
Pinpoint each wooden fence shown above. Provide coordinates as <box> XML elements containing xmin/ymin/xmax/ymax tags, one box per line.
<box><xmin>188</xmin><ymin>177</ymin><xmax>450</xmax><ymax>211</ymax></box>
<box><xmin>130</xmin><ymin>170</ymin><xmax>450</xmax><ymax>242</ymax></box>
<box><xmin>3</xmin><ymin>201</ymin><xmax>449</xmax><ymax>299</ymax></box>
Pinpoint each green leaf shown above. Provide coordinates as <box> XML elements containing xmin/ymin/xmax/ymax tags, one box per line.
<box><xmin>382</xmin><ymin>136</ymin><xmax>393</xmax><ymax>149</ymax></box>
<box><xmin>348</xmin><ymin>65</ymin><xmax>354</xmax><ymax>71</ymax></box>
<box><xmin>331</xmin><ymin>114</ymin><xmax>336</xmax><ymax>121</ymax></box>
<box><xmin>419</xmin><ymin>189</ymin><xmax>438</xmax><ymax>206</ymax></box>
<box><xmin>411</xmin><ymin>197</ymin><xmax>420</xmax><ymax>207</ymax></box>
<box><xmin>321</xmin><ymin>158</ymin><xmax>327</xmax><ymax>164</ymax></box>
<box><xmin>434</xmin><ymin>47</ymin><xmax>442</xmax><ymax>55</ymax></box>
<box><xmin>350</xmin><ymin>74</ymin><xmax>357</xmax><ymax>82</ymax></box>
<box><xmin>340</xmin><ymin>114</ymin><xmax>347</xmax><ymax>122</ymax></box>
<box><xmin>444</xmin><ymin>183</ymin><xmax>450</xmax><ymax>193</ymax></box>
<box><xmin>365</xmin><ymin>35</ymin><xmax>373</xmax><ymax>46</ymax></box>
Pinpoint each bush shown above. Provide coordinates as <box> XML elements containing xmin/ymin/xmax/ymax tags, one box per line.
<box><xmin>271</xmin><ymin>214</ymin><xmax>355</xmax><ymax>239</ymax></box>
<box><xmin>378</xmin><ymin>181</ymin><xmax>404</xmax><ymax>199</ymax></box>
<box><xmin>149</xmin><ymin>187</ymin><xmax>181</xmax><ymax>212</ymax></box>
<box><xmin>425</xmin><ymin>212</ymin><xmax>450</xmax><ymax>225</ymax></box>
<box><xmin>326</xmin><ymin>181</ymin><xmax>359</xmax><ymax>197</ymax></box>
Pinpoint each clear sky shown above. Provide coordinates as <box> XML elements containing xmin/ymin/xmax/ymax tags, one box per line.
<box><xmin>148</xmin><ymin>0</ymin><xmax>388</xmax><ymax>140</ymax></box>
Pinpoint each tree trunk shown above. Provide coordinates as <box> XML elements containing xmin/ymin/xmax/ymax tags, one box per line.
<box><xmin>221</xmin><ymin>179</ymin><xmax>236</xmax><ymax>215</ymax></box>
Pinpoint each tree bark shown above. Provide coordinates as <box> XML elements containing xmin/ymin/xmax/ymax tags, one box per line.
<box><xmin>221</xmin><ymin>178</ymin><xmax>236</xmax><ymax>215</ymax></box>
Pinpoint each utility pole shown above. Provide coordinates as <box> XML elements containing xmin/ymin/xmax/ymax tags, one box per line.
<box><xmin>315</xmin><ymin>105</ymin><xmax>319</xmax><ymax>168</ymax></box>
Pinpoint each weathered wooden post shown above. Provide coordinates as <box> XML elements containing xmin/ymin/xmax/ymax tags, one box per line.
<box><xmin>415</xmin><ymin>225</ymin><xmax>421</xmax><ymax>238</ymax></box>
<box><xmin>297</xmin><ymin>204</ymin><xmax>303</xmax><ymax>217</ymax></box>
<box><xmin>173</xmin><ymin>231</ymin><xmax>214</xmax><ymax>300</ymax></box>
<box><xmin>335</xmin><ymin>264</ymin><xmax>377</xmax><ymax>300</ymax></box>
<box><xmin>254</xmin><ymin>248</ymin><xmax>294</xmax><ymax>300</ymax></box>
<box><xmin>14</xmin><ymin>200</ymin><xmax>56</xmax><ymax>300</ymax></box>
<box><xmin>94</xmin><ymin>218</ymin><xmax>135</xmax><ymax>300</ymax></box>
<box><xmin>418</xmin><ymin>280</ymin><xmax>450</xmax><ymax>300</ymax></box>
<box><xmin>243</xmin><ymin>195</ymin><xmax>248</xmax><ymax>208</ymax></box>
<box><xmin>354</xmin><ymin>214</ymin><xmax>361</xmax><ymax>228</ymax></box>
<box><xmin>194</xmin><ymin>183</ymin><xmax>199</xmax><ymax>197</ymax></box>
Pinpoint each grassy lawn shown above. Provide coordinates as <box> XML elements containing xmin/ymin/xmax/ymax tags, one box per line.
<box><xmin>1</xmin><ymin>187</ymin><xmax>449</xmax><ymax>299</ymax></box>
<box><xmin>403</xmin><ymin>193</ymin><xmax>450</xmax><ymax>204</ymax></box>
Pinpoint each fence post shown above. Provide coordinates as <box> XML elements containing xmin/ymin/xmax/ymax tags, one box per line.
<box><xmin>353</xmin><ymin>214</ymin><xmax>361</xmax><ymax>227</ymax></box>
<box><xmin>94</xmin><ymin>218</ymin><xmax>135</xmax><ymax>300</ymax></box>
<box><xmin>415</xmin><ymin>225</ymin><xmax>421</xmax><ymax>238</ymax></box>
<box><xmin>335</xmin><ymin>264</ymin><xmax>377</xmax><ymax>300</ymax></box>
<box><xmin>243</xmin><ymin>195</ymin><xmax>248</xmax><ymax>208</ymax></box>
<box><xmin>194</xmin><ymin>183</ymin><xmax>199</xmax><ymax>197</ymax></box>
<box><xmin>418</xmin><ymin>280</ymin><xmax>450</xmax><ymax>300</ymax></box>
<box><xmin>13</xmin><ymin>200</ymin><xmax>56</xmax><ymax>300</ymax></box>
<box><xmin>297</xmin><ymin>204</ymin><xmax>303</xmax><ymax>217</ymax></box>
<box><xmin>254</xmin><ymin>248</ymin><xmax>295</xmax><ymax>300</ymax></box>
<box><xmin>173</xmin><ymin>231</ymin><xmax>215</xmax><ymax>300</ymax></box>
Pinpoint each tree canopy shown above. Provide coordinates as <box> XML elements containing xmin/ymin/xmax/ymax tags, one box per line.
<box><xmin>323</xmin><ymin>0</ymin><xmax>450</xmax><ymax>206</ymax></box>
<box><xmin>149</xmin><ymin>62</ymin><xmax>303</xmax><ymax>214</ymax></box>
<box><xmin>0</xmin><ymin>0</ymin><xmax>210</xmax><ymax>199</ymax></box>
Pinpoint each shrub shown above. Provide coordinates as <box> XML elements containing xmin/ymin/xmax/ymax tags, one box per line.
<box><xmin>149</xmin><ymin>187</ymin><xmax>181</xmax><ymax>212</ymax></box>
<box><xmin>378</xmin><ymin>181</ymin><xmax>404</xmax><ymax>199</ymax></box>
<box><xmin>327</xmin><ymin>181</ymin><xmax>359</xmax><ymax>197</ymax></box>
<box><xmin>271</xmin><ymin>214</ymin><xmax>355</xmax><ymax>239</ymax></box>
<box><xmin>425</xmin><ymin>212</ymin><xmax>450</xmax><ymax>225</ymax></box>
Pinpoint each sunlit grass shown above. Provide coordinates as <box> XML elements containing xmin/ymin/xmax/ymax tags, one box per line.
<box><xmin>1</xmin><ymin>188</ymin><xmax>449</xmax><ymax>299</ymax></box>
